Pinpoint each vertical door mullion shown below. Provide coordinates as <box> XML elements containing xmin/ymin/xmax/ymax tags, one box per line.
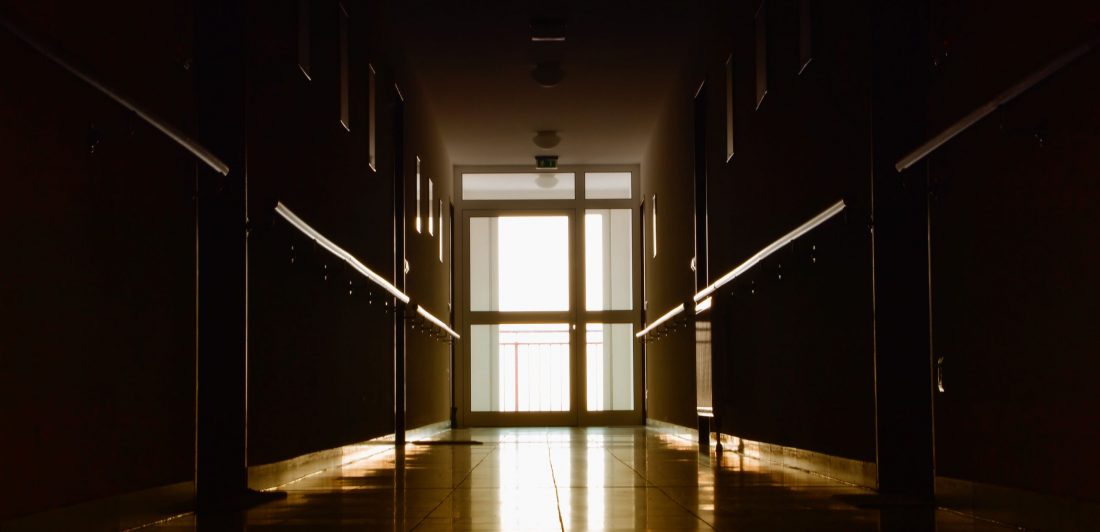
<box><xmin>572</xmin><ymin>181</ymin><xmax>584</xmax><ymax>424</ymax></box>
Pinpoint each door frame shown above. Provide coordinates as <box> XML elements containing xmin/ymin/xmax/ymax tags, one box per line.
<box><xmin>454</xmin><ymin>165</ymin><xmax>643</xmax><ymax>427</ymax></box>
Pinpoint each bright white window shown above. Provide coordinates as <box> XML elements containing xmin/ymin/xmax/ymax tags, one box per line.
<box><xmin>415</xmin><ymin>158</ymin><xmax>422</xmax><ymax>233</ymax></box>
<box><xmin>428</xmin><ymin>179</ymin><xmax>434</xmax><ymax>235</ymax></box>
<box><xmin>585</xmin><ymin>209</ymin><xmax>632</xmax><ymax>311</ymax></box>
<box><xmin>586</xmin><ymin>323</ymin><xmax>634</xmax><ymax>411</ymax></box>
<box><xmin>584</xmin><ymin>172</ymin><xmax>632</xmax><ymax>199</ymax></box>
<box><xmin>470</xmin><ymin>216</ymin><xmax>570</xmax><ymax>312</ymax></box>
<box><xmin>463</xmin><ymin>173</ymin><xmax>575</xmax><ymax>200</ymax></box>
<box><xmin>651</xmin><ymin>195</ymin><xmax>658</xmax><ymax>258</ymax></box>
<box><xmin>471</xmin><ymin>324</ymin><xmax>571</xmax><ymax>412</ymax></box>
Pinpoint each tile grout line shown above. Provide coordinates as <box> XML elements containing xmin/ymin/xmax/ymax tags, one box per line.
<box><xmin>606</xmin><ymin>433</ymin><xmax>719</xmax><ymax>531</ymax></box>
<box><xmin>547</xmin><ymin>440</ymin><xmax>566</xmax><ymax>532</ymax></box>
<box><xmin>408</xmin><ymin>440</ymin><xmax>499</xmax><ymax>531</ymax></box>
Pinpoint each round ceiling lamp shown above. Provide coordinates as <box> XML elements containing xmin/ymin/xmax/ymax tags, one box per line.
<box><xmin>534</xmin><ymin>174</ymin><xmax>560</xmax><ymax>189</ymax></box>
<box><xmin>533</xmin><ymin>130</ymin><xmax>561</xmax><ymax>149</ymax></box>
<box><xmin>532</xmin><ymin>61</ymin><xmax>565</xmax><ymax>87</ymax></box>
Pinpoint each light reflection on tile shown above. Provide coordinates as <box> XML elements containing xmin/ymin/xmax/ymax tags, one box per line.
<box><xmin>151</xmin><ymin>427</ymin><xmax>1016</xmax><ymax>531</ymax></box>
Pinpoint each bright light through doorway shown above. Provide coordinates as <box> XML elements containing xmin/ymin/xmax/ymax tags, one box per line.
<box><xmin>471</xmin><ymin>216</ymin><xmax>569</xmax><ymax>312</ymax></box>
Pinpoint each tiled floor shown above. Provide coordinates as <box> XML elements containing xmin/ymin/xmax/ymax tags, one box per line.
<box><xmin>154</xmin><ymin>427</ymin><xmax>1012</xmax><ymax>531</ymax></box>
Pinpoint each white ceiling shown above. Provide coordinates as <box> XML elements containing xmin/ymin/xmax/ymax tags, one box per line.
<box><xmin>390</xmin><ymin>1</ymin><xmax>704</xmax><ymax>166</ymax></box>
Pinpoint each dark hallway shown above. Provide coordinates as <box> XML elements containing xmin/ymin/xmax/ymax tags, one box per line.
<box><xmin>1</xmin><ymin>1</ymin><xmax>1098</xmax><ymax>530</ymax></box>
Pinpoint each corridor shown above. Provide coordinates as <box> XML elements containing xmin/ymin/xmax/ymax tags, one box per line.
<box><xmin>154</xmin><ymin>427</ymin><xmax>1011</xmax><ymax>531</ymax></box>
<box><xmin>3</xmin><ymin>0</ymin><xmax>1098</xmax><ymax>529</ymax></box>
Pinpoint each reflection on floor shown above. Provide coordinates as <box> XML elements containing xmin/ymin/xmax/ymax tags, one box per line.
<box><xmin>154</xmin><ymin>427</ymin><xmax>1011</xmax><ymax>531</ymax></box>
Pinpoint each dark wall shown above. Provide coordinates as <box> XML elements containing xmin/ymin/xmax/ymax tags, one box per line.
<box><xmin>710</xmin><ymin>0</ymin><xmax>876</xmax><ymax>463</ymax></box>
<box><xmin>245</xmin><ymin>0</ymin><xmax>393</xmax><ymax>466</ymax></box>
<box><xmin>925</xmin><ymin>2</ymin><xmax>1100</xmax><ymax>502</ymax></box>
<box><xmin>0</xmin><ymin>0</ymin><xmax>454</xmax><ymax>518</ymax></box>
<box><xmin>0</xmin><ymin>1</ymin><xmax>196</xmax><ymax>519</ymax></box>
<box><xmin>640</xmin><ymin>72</ymin><xmax>700</xmax><ymax>430</ymax></box>
<box><xmin>245</xmin><ymin>0</ymin><xmax>454</xmax><ymax>465</ymax></box>
<box><xmin>641</xmin><ymin>0</ymin><xmax>877</xmax><ymax>462</ymax></box>
<box><xmin>402</xmin><ymin>77</ymin><xmax>455</xmax><ymax>431</ymax></box>
<box><xmin>642</xmin><ymin>0</ymin><xmax>1100</xmax><ymax>504</ymax></box>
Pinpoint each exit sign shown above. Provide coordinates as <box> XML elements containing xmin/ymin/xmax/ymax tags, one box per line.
<box><xmin>535</xmin><ymin>155</ymin><xmax>558</xmax><ymax>169</ymax></box>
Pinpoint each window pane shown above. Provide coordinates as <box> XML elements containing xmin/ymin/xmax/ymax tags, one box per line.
<box><xmin>586</xmin><ymin>209</ymin><xmax>632</xmax><ymax>311</ymax></box>
<box><xmin>463</xmin><ymin>173</ymin><xmax>575</xmax><ymax>200</ymax></box>
<box><xmin>470</xmin><ymin>216</ymin><xmax>570</xmax><ymax>312</ymax></box>
<box><xmin>472</xmin><ymin>324</ymin><xmax>571</xmax><ymax>412</ymax></box>
<box><xmin>755</xmin><ymin>1</ymin><xmax>768</xmax><ymax>109</ymax></box>
<box><xmin>586</xmin><ymin>323</ymin><xmax>633</xmax><ymax>411</ymax></box>
<box><xmin>367</xmin><ymin>64</ymin><xmax>376</xmax><ymax>169</ymax></box>
<box><xmin>338</xmin><ymin>3</ymin><xmax>349</xmax><ymax>130</ymax></box>
<box><xmin>585</xmin><ymin>172</ymin><xmax>631</xmax><ymax>199</ymax></box>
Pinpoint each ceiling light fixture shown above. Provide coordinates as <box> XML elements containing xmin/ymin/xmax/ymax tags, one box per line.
<box><xmin>533</xmin><ymin>130</ymin><xmax>561</xmax><ymax>149</ymax></box>
<box><xmin>532</xmin><ymin>61</ymin><xmax>565</xmax><ymax>87</ymax></box>
<box><xmin>534</xmin><ymin>174</ymin><xmax>560</xmax><ymax>189</ymax></box>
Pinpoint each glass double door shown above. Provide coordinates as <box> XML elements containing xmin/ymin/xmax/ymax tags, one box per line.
<box><xmin>463</xmin><ymin>208</ymin><xmax>640</xmax><ymax>426</ymax></box>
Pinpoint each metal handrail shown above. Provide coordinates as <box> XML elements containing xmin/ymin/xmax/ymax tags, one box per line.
<box><xmin>635</xmin><ymin>304</ymin><xmax>686</xmax><ymax>339</ymax></box>
<box><xmin>896</xmin><ymin>31</ymin><xmax>1099</xmax><ymax>172</ymax></box>
<box><xmin>636</xmin><ymin>199</ymin><xmax>846</xmax><ymax>339</ymax></box>
<box><xmin>0</xmin><ymin>13</ymin><xmax>230</xmax><ymax>176</ymax></box>
<box><xmin>694</xmin><ymin>200</ymin><xmax>846</xmax><ymax>302</ymax></box>
<box><xmin>414</xmin><ymin>305</ymin><xmax>460</xmax><ymax>339</ymax></box>
<box><xmin>274</xmin><ymin>202</ymin><xmax>460</xmax><ymax>340</ymax></box>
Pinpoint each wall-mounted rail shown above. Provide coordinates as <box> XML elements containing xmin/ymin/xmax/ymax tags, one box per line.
<box><xmin>636</xmin><ymin>303</ymin><xmax>686</xmax><ymax>339</ymax></box>
<box><xmin>274</xmin><ymin>202</ymin><xmax>459</xmax><ymax>340</ymax></box>
<box><xmin>0</xmin><ymin>13</ymin><xmax>231</xmax><ymax>176</ymax></box>
<box><xmin>895</xmin><ymin>32</ymin><xmax>1099</xmax><ymax>172</ymax></box>
<box><xmin>694</xmin><ymin>200</ymin><xmax>845</xmax><ymax>303</ymax></box>
<box><xmin>637</xmin><ymin>199</ymin><xmax>846</xmax><ymax>340</ymax></box>
<box><xmin>415</xmin><ymin>305</ymin><xmax>460</xmax><ymax>340</ymax></box>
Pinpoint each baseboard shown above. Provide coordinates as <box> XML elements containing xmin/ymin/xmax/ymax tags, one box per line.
<box><xmin>726</xmin><ymin>434</ymin><xmax>878</xmax><ymax>489</ymax></box>
<box><xmin>1</xmin><ymin>480</ymin><xmax>193</xmax><ymax>532</ymax></box>
<box><xmin>248</xmin><ymin>420</ymin><xmax>452</xmax><ymax>491</ymax></box>
<box><xmin>645</xmin><ymin>418</ymin><xmax>877</xmax><ymax>489</ymax></box>
<box><xmin>645</xmin><ymin>418</ymin><xmax>699</xmax><ymax>442</ymax></box>
<box><xmin>936</xmin><ymin>475</ymin><xmax>1100</xmax><ymax>531</ymax></box>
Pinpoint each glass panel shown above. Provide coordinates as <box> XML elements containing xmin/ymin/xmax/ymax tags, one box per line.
<box><xmin>470</xmin><ymin>216</ymin><xmax>569</xmax><ymax>311</ymax></box>
<box><xmin>471</xmin><ymin>324</ymin><xmax>571</xmax><ymax>412</ymax></box>
<box><xmin>585</xmin><ymin>209</ymin><xmax>632</xmax><ymax>311</ymax></box>
<box><xmin>586</xmin><ymin>323</ymin><xmax>634</xmax><ymax>411</ymax></box>
<box><xmin>463</xmin><ymin>173</ymin><xmax>575</xmax><ymax>200</ymax></box>
<box><xmin>652</xmin><ymin>195</ymin><xmax>658</xmax><ymax>258</ymax></box>
<box><xmin>338</xmin><ymin>3</ymin><xmax>349</xmax><ymax>130</ymax></box>
<box><xmin>584</xmin><ymin>172</ymin><xmax>632</xmax><ymax>199</ymax></box>
<box><xmin>415</xmin><ymin>158</ymin><xmax>422</xmax><ymax>233</ymax></box>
